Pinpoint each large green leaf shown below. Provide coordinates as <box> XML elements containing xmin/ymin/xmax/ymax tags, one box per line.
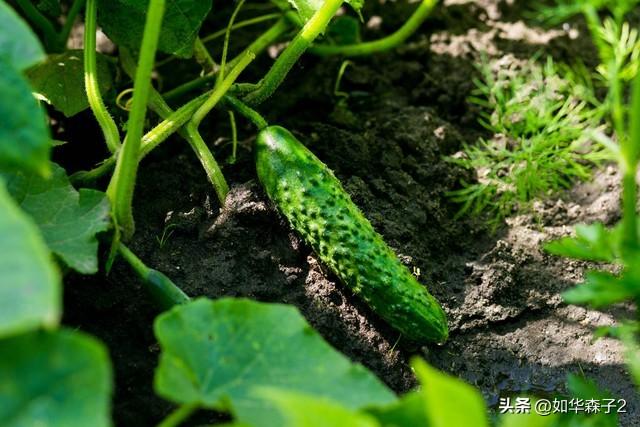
<box><xmin>412</xmin><ymin>358</ymin><xmax>489</xmax><ymax>427</ymax></box>
<box><xmin>0</xmin><ymin>179</ymin><xmax>60</xmax><ymax>338</ymax></box>
<box><xmin>0</xmin><ymin>329</ymin><xmax>112</xmax><ymax>427</ymax></box>
<box><xmin>4</xmin><ymin>163</ymin><xmax>111</xmax><ymax>274</ymax></box>
<box><xmin>97</xmin><ymin>0</ymin><xmax>213</xmax><ymax>57</ymax></box>
<box><xmin>0</xmin><ymin>58</ymin><xmax>50</xmax><ymax>176</ymax></box>
<box><xmin>0</xmin><ymin>1</ymin><xmax>45</xmax><ymax>70</ymax></box>
<box><xmin>27</xmin><ymin>50</ymin><xmax>113</xmax><ymax>117</ymax></box>
<box><xmin>256</xmin><ymin>390</ymin><xmax>379</xmax><ymax>427</ymax></box>
<box><xmin>367</xmin><ymin>392</ymin><xmax>430</xmax><ymax>427</ymax></box>
<box><xmin>154</xmin><ymin>298</ymin><xmax>396</xmax><ymax>427</ymax></box>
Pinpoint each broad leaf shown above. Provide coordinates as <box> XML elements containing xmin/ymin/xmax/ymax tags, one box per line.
<box><xmin>367</xmin><ymin>391</ymin><xmax>429</xmax><ymax>427</ymax></box>
<box><xmin>500</xmin><ymin>410</ymin><xmax>557</xmax><ymax>427</ymax></box>
<box><xmin>154</xmin><ymin>298</ymin><xmax>396</xmax><ymax>427</ymax></box>
<box><xmin>0</xmin><ymin>179</ymin><xmax>60</xmax><ymax>338</ymax></box>
<box><xmin>4</xmin><ymin>163</ymin><xmax>111</xmax><ymax>274</ymax></box>
<box><xmin>287</xmin><ymin>0</ymin><xmax>363</xmax><ymax>23</ymax></box>
<box><xmin>544</xmin><ymin>223</ymin><xmax>621</xmax><ymax>263</ymax></box>
<box><xmin>27</xmin><ymin>50</ymin><xmax>113</xmax><ymax>117</ymax></box>
<box><xmin>326</xmin><ymin>15</ymin><xmax>362</xmax><ymax>45</ymax></box>
<box><xmin>0</xmin><ymin>1</ymin><xmax>45</xmax><ymax>70</ymax></box>
<box><xmin>97</xmin><ymin>0</ymin><xmax>213</xmax><ymax>57</ymax></box>
<box><xmin>563</xmin><ymin>269</ymin><xmax>639</xmax><ymax>308</ymax></box>
<box><xmin>0</xmin><ymin>58</ymin><xmax>50</xmax><ymax>176</ymax></box>
<box><xmin>412</xmin><ymin>358</ymin><xmax>489</xmax><ymax>427</ymax></box>
<box><xmin>257</xmin><ymin>390</ymin><xmax>379</xmax><ymax>427</ymax></box>
<box><xmin>0</xmin><ymin>329</ymin><xmax>112</xmax><ymax>427</ymax></box>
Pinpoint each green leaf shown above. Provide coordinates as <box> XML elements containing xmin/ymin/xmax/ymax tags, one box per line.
<box><xmin>4</xmin><ymin>163</ymin><xmax>111</xmax><ymax>274</ymax></box>
<box><xmin>500</xmin><ymin>411</ymin><xmax>557</xmax><ymax>427</ymax></box>
<box><xmin>256</xmin><ymin>390</ymin><xmax>379</xmax><ymax>427</ymax></box>
<box><xmin>0</xmin><ymin>329</ymin><xmax>112</xmax><ymax>427</ymax></box>
<box><xmin>367</xmin><ymin>391</ymin><xmax>430</xmax><ymax>427</ymax></box>
<box><xmin>154</xmin><ymin>298</ymin><xmax>396</xmax><ymax>427</ymax></box>
<box><xmin>562</xmin><ymin>270</ymin><xmax>639</xmax><ymax>308</ymax></box>
<box><xmin>287</xmin><ymin>0</ymin><xmax>363</xmax><ymax>23</ymax></box>
<box><xmin>412</xmin><ymin>358</ymin><xmax>489</xmax><ymax>427</ymax></box>
<box><xmin>326</xmin><ymin>15</ymin><xmax>361</xmax><ymax>45</ymax></box>
<box><xmin>544</xmin><ymin>223</ymin><xmax>621</xmax><ymax>263</ymax></box>
<box><xmin>97</xmin><ymin>0</ymin><xmax>213</xmax><ymax>57</ymax></box>
<box><xmin>0</xmin><ymin>58</ymin><xmax>50</xmax><ymax>176</ymax></box>
<box><xmin>26</xmin><ymin>50</ymin><xmax>113</xmax><ymax>117</ymax></box>
<box><xmin>37</xmin><ymin>0</ymin><xmax>61</xmax><ymax>18</ymax></box>
<box><xmin>0</xmin><ymin>1</ymin><xmax>45</xmax><ymax>70</ymax></box>
<box><xmin>0</xmin><ymin>179</ymin><xmax>60</xmax><ymax>338</ymax></box>
<box><xmin>617</xmin><ymin>325</ymin><xmax>640</xmax><ymax>389</ymax></box>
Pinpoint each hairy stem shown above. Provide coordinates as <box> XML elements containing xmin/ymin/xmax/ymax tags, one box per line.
<box><xmin>242</xmin><ymin>0</ymin><xmax>344</xmax><ymax>106</ymax></box>
<box><xmin>85</xmin><ymin>0</ymin><xmax>121</xmax><ymax>154</ymax></box>
<box><xmin>223</xmin><ymin>95</ymin><xmax>268</xmax><ymax>129</ymax></box>
<box><xmin>185</xmin><ymin>52</ymin><xmax>256</xmax><ymax>204</ymax></box>
<box><xmin>193</xmin><ymin>37</ymin><xmax>217</xmax><ymax>73</ymax></box>
<box><xmin>107</xmin><ymin>0</ymin><xmax>165</xmax><ymax>240</ymax></box>
<box><xmin>163</xmin><ymin>17</ymin><xmax>290</xmax><ymax>101</ymax></box>
<box><xmin>311</xmin><ymin>0</ymin><xmax>437</xmax><ymax>56</ymax></box>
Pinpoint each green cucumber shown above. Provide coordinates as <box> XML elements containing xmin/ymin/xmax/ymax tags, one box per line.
<box><xmin>255</xmin><ymin>126</ymin><xmax>448</xmax><ymax>343</ymax></box>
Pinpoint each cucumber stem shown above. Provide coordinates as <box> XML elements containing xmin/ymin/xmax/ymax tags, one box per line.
<box><xmin>84</xmin><ymin>0</ymin><xmax>121</xmax><ymax>154</ymax></box>
<box><xmin>311</xmin><ymin>0</ymin><xmax>438</xmax><ymax>57</ymax></box>
<box><xmin>242</xmin><ymin>0</ymin><xmax>344</xmax><ymax>106</ymax></box>
<box><xmin>163</xmin><ymin>17</ymin><xmax>290</xmax><ymax>101</ymax></box>
<box><xmin>118</xmin><ymin>244</ymin><xmax>190</xmax><ymax>311</ymax></box>
<box><xmin>223</xmin><ymin>95</ymin><xmax>268</xmax><ymax>129</ymax></box>
<box><xmin>107</xmin><ymin>0</ymin><xmax>165</xmax><ymax>240</ymax></box>
<box><xmin>193</xmin><ymin>38</ymin><xmax>217</xmax><ymax>74</ymax></box>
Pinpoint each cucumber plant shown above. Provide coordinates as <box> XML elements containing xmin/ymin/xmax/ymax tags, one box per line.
<box><xmin>0</xmin><ymin>0</ymin><xmax>454</xmax><ymax>425</ymax></box>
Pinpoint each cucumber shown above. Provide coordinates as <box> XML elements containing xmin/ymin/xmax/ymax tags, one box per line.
<box><xmin>255</xmin><ymin>126</ymin><xmax>448</xmax><ymax>343</ymax></box>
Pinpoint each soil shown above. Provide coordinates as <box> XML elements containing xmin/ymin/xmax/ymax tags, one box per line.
<box><xmin>59</xmin><ymin>0</ymin><xmax>639</xmax><ymax>426</ymax></box>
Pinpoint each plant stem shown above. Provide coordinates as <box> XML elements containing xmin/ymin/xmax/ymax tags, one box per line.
<box><xmin>107</xmin><ymin>0</ymin><xmax>165</xmax><ymax>240</ymax></box>
<box><xmin>14</xmin><ymin>0</ymin><xmax>61</xmax><ymax>51</ymax></box>
<box><xmin>191</xmin><ymin>52</ymin><xmax>255</xmax><ymax>126</ymax></box>
<box><xmin>85</xmin><ymin>0</ymin><xmax>121</xmax><ymax>154</ymax></box>
<box><xmin>218</xmin><ymin>0</ymin><xmax>247</xmax><ymax>84</ymax></box>
<box><xmin>242</xmin><ymin>0</ymin><xmax>344</xmax><ymax>106</ymax></box>
<box><xmin>118</xmin><ymin>244</ymin><xmax>190</xmax><ymax>310</ymax></box>
<box><xmin>201</xmin><ymin>13</ymin><xmax>282</xmax><ymax>44</ymax></box>
<box><xmin>621</xmin><ymin>64</ymin><xmax>640</xmax><ymax>250</ymax></box>
<box><xmin>311</xmin><ymin>0</ymin><xmax>437</xmax><ymax>56</ymax></box>
<box><xmin>223</xmin><ymin>95</ymin><xmax>268</xmax><ymax>129</ymax></box>
<box><xmin>163</xmin><ymin>17</ymin><xmax>290</xmax><ymax>101</ymax></box>
<box><xmin>59</xmin><ymin>0</ymin><xmax>87</xmax><ymax>48</ymax></box>
<box><xmin>228</xmin><ymin>110</ymin><xmax>238</xmax><ymax>162</ymax></box>
<box><xmin>193</xmin><ymin>37</ymin><xmax>217</xmax><ymax>73</ymax></box>
<box><xmin>157</xmin><ymin>404</ymin><xmax>198</xmax><ymax>427</ymax></box>
<box><xmin>184</xmin><ymin>52</ymin><xmax>256</xmax><ymax>204</ymax></box>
